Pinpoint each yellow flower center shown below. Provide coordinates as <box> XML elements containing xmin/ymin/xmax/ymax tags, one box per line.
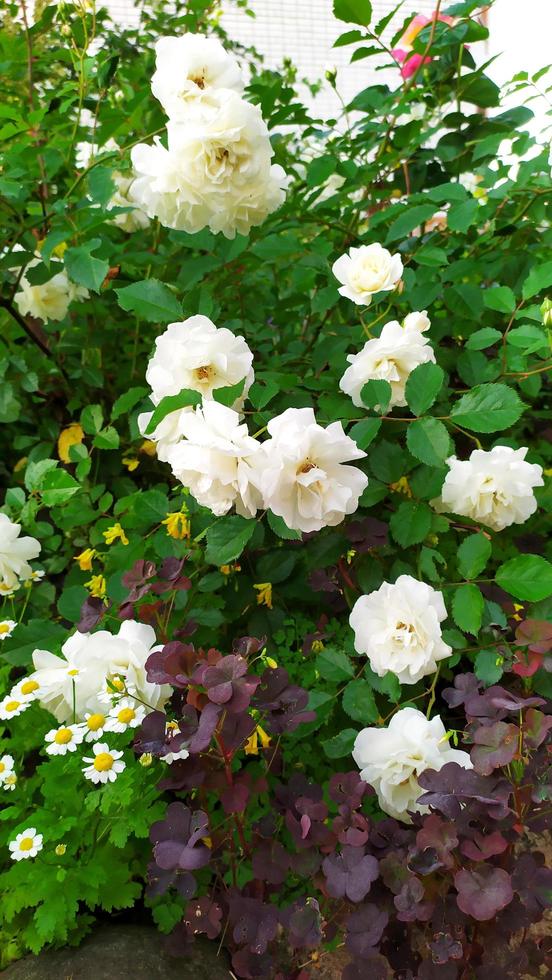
<box><xmin>20</xmin><ymin>680</ymin><xmax>39</xmax><ymax>695</ymax></box>
<box><xmin>0</xmin><ymin>762</ymin><xmax>5</xmax><ymax>773</ymax></box>
<box><xmin>67</xmin><ymin>668</ymin><xmax>80</xmax><ymax>677</ymax></box>
<box><xmin>110</xmin><ymin>677</ymin><xmax>125</xmax><ymax>692</ymax></box>
<box><xmin>55</xmin><ymin>728</ymin><xmax>73</xmax><ymax>745</ymax></box>
<box><xmin>117</xmin><ymin>707</ymin><xmax>135</xmax><ymax>725</ymax></box>
<box><xmin>194</xmin><ymin>364</ymin><xmax>214</xmax><ymax>382</ymax></box>
<box><xmin>5</xmin><ymin>700</ymin><xmax>20</xmax><ymax>712</ymax></box>
<box><xmin>19</xmin><ymin>837</ymin><xmax>34</xmax><ymax>852</ymax></box>
<box><xmin>0</xmin><ymin>623</ymin><xmax>11</xmax><ymax>634</ymax></box>
<box><xmin>94</xmin><ymin>752</ymin><xmax>114</xmax><ymax>772</ymax></box>
<box><xmin>86</xmin><ymin>713</ymin><xmax>105</xmax><ymax>731</ymax></box>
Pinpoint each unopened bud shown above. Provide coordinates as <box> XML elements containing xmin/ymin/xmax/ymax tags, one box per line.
<box><xmin>541</xmin><ymin>297</ymin><xmax>552</xmax><ymax>327</ymax></box>
<box><xmin>139</xmin><ymin>753</ymin><xmax>153</xmax><ymax>767</ymax></box>
<box><xmin>55</xmin><ymin>844</ymin><xmax>67</xmax><ymax>856</ymax></box>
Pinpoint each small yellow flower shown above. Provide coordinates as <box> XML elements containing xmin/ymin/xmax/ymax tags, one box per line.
<box><xmin>74</xmin><ymin>548</ymin><xmax>96</xmax><ymax>571</ymax></box>
<box><xmin>140</xmin><ymin>439</ymin><xmax>157</xmax><ymax>457</ymax></box>
<box><xmin>390</xmin><ymin>475</ymin><xmax>412</xmax><ymax>497</ymax></box>
<box><xmin>162</xmin><ymin>512</ymin><xmax>191</xmax><ymax>540</ymax></box>
<box><xmin>122</xmin><ymin>457</ymin><xmax>139</xmax><ymax>472</ymax></box>
<box><xmin>512</xmin><ymin>602</ymin><xmax>524</xmax><ymax>622</ymax></box>
<box><xmin>346</xmin><ymin>549</ymin><xmax>356</xmax><ymax>564</ymax></box>
<box><xmin>244</xmin><ymin>724</ymin><xmax>271</xmax><ymax>756</ymax></box>
<box><xmin>311</xmin><ymin>640</ymin><xmax>325</xmax><ymax>654</ymax></box>
<box><xmin>58</xmin><ymin>423</ymin><xmax>85</xmax><ymax>464</ymax></box>
<box><xmin>102</xmin><ymin>523</ymin><xmax>129</xmax><ymax>546</ymax></box>
<box><xmin>254</xmin><ymin>583</ymin><xmax>273</xmax><ymax>609</ymax></box>
<box><xmin>55</xmin><ymin>843</ymin><xmax>66</xmax><ymax>856</ymax></box>
<box><xmin>85</xmin><ymin>574</ymin><xmax>106</xmax><ymax>598</ymax></box>
<box><xmin>220</xmin><ymin>563</ymin><xmax>241</xmax><ymax>576</ymax></box>
<box><xmin>4</xmin><ymin>773</ymin><xmax>17</xmax><ymax>789</ymax></box>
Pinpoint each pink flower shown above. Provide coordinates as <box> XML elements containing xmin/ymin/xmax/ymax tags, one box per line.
<box><xmin>391</xmin><ymin>10</ymin><xmax>453</xmax><ymax>80</ymax></box>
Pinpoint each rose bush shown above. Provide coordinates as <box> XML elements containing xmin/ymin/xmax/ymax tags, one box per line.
<box><xmin>0</xmin><ymin>0</ymin><xmax>551</xmax><ymax>977</ymax></box>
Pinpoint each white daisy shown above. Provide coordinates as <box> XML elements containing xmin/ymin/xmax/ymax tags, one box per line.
<box><xmin>3</xmin><ymin>772</ymin><xmax>17</xmax><ymax>791</ymax></box>
<box><xmin>30</xmin><ymin>569</ymin><xmax>45</xmax><ymax>582</ymax></box>
<box><xmin>82</xmin><ymin>742</ymin><xmax>126</xmax><ymax>784</ymax></box>
<box><xmin>9</xmin><ymin>827</ymin><xmax>43</xmax><ymax>861</ymax></box>
<box><xmin>0</xmin><ymin>582</ymin><xmax>19</xmax><ymax>598</ymax></box>
<box><xmin>98</xmin><ymin>674</ymin><xmax>129</xmax><ymax>705</ymax></box>
<box><xmin>45</xmin><ymin>724</ymin><xmax>85</xmax><ymax>756</ymax></box>
<box><xmin>0</xmin><ymin>620</ymin><xmax>16</xmax><ymax>641</ymax></box>
<box><xmin>10</xmin><ymin>677</ymin><xmax>43</xmax><ymax>703</ymax></box>
<box><xmin>105</xmin><ymin>698</ymin><xmax>146</xmax><ymax>733</ymax></box>
<box><xmin>0</xmin><ymin>754</ymin><xmax>15</xmax><ymax>783</ymax></box>
<box><xmin>0</xmin><ymin>696</ymin><xmax>30</xmax><ymax>720</ymax></box>
<box><xmin>81</xmin><ymin>711</ymin><xmax>107</xmax><ymax>742</ymax></box>
<box><xmin>161</xmin><ymin>721</ymin><xmax>190</xmax><ymax>765</ymax></box>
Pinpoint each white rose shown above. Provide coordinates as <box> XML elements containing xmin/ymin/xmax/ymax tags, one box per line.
<box><xmin>108</xmin><ymin>172</ymin><xmax>150</xmax><ymax>233</ymax></box>
<box><xmin>14</xmin><ymin>268</ymin><xmax>89</xmax><ymax>323</ymax></box>
<box><xmin>256</xmin><ymin>407</ymin><xmax>368</xmax><ymax>533</ymax></box>
<box><xmin>402</xmin><ymin>309</ymin><xmax>430</xmax><ymax>333</ymax></box>
<box><xmin>151</xmin><ymin>33</ymin><xmax>244</xmax><ymax>121</ymax></box>
<box><xmin>0</xmin><ymin>514</ymin><xmax>41</xmax><ymax>590</ymax></box>
<box><xmin>131</xmin><ymin>91</ymin><xmax>288</xmax><ymax>238</ymax></box>
<box><xmin>332</xmin><ymin>243</ymin><xmax>403</xmax><ymax>306</ymax></box>
<box><xmin>339</xmin><ymin>317</ymin><xmax>435</xmax><ymax>409</ymax></box>
<box><xmin>137</xmin><ymin>408</ymin><xmax>192</xmax><ymax>463</ymax></box>
<box><xmin>349</xmin><ymin>575</ymin><xmax>452</xmax><ymax>685</ymax></box>
<box><xmin>145</xmin><ymin>315</ymin><xmax>254</xmax><ymax>406</ymax></box>
<box><xmin>31</xmin><ymin>620</ymin><xmax>170</xmax><ymax>723</ymax></box>
<box><xmin>165</xmin><ymin>400</ymin><xmax>262</xmax><ymax>517</ymax></box>
<box><xmin>353</xmin><ymin>707</ymin><xmax>473</xmax><ymax>822</ymax></box>
<box><xmin>434</xmin><ymin>446</ymin><xmax>543</xmax><ymax>532</ymax></box>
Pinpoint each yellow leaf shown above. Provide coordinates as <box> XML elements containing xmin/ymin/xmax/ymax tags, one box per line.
<box><xmin>58</xmin><ymin>423</ymin><xmax>84</xmax><ymax>464</ymax></box>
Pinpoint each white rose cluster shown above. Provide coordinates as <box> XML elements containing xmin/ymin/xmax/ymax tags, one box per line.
<box><xmin>140</xmin><ymin>318</ymin><xmax>368</xmax><ymax>532</ymax></box>
<box><xmin>340</xmin><ymin>311</ymin><xmax>435</xmax><ymax>410</ymax></box>
<box><xmin>0</xmin><ymin>514</ymin><xmax>41</xmax><ymax>595</ymax></box>
<box><xmin>13</xmin><ymin>256</ymin><xmax>89</xmax><ymax>324</ymax></box>
<box><xmin>28</xmin><ymin>620</ymin><xmax>170</xmax><ymax>723</ymax></box>
<box><xmin>353</xmin><ymin>707</ymin><xmax>473</xmax><ymax>822</ymax></box>
<box><xmin>349</xmin><ymin>574</ymin><xmax>452</xmax><ymax>685</ymax></box>
<box><xmin>433</xmin><ymin>445</ymin><xmax>543</xmax><ymax>532</ymax></box>
<box><xmin>129</xmin><ymin>33</ymin><xmax>288</xmax><ymax>238</ymax></box>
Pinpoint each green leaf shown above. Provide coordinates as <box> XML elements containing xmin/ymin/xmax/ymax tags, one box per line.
<box><xmin>64</xmin><ymin>238</ymin><xmax>108</xmax><ymax>293</ymax></box>
<box><xmin>361</xmin><ymin>379</ymin><xmax>391</xmax><ymax>413</ymax></box>
<box><xmin>342</xmin><ymin>679</ymin><xmax>379</xmax><ymax>723</ymax></box>
<box><xmin>93</xmin><ymin>426</ymin><xmax>120</xmax><ymax>450</ymax></box>
<box><xmin>316</xmin><ymin>646</ymin><xmax>355</xmax><ymax>682</ymax></box>
<box><xmin>522</xmin><ymin>260</ymin><xmax>552</xmax><ymax>300</ymax></box>
<box><xmin>459</xmin><ymin>72</ymin><xmax>500</xmax><ymax>108</ymax></box>
<box><xmin>267</xmin><ymin>510</ymin><xmax>302</xmax><ymax>540</ymax></box>
<box><xmin>322</xmin><ymin>729</ymin><xmax>358</xmax><ymax>759</ymax></box>
<box><xmin>40</xmin><ymin>469</ymin><xmax>81</xmax><ymax>507</ymax></box>
<box><xmin>475</xmin><ymin>648</ymin><xmax>504</xmax><ymax>687</ymax></box>
<box><xmin>496</xmin><ymin>555</ymin><xmax>552</xmax><ymax>602</ymax></box>
<box><xmin>451</xmin><ymin>383</ymin><xmax>525</xmax><ymax>433</ymax></box>
<box><xmin>447</xmin><ymin>198</ymin><xmax>479</xmax><ymax>233</ymax></box>
<box><xmin>144</xmin><ymin>390</ymin><xmax>202</xmax><ymax>433</ymax></box>
<box><xmin>465</xmin><ymin>327</ymin><xmax>502</xmax><ymax>350</ymax></box>
<box><xmin>406</xmin><ymin>418</ymin><xmax>451</xmax><ymax>467</ymax></box>
<box><xmin>212</xmin><ymin>379</ymin><xmax>246</xmax><ymax>407</ymax></box>
<box><xmin>80</xmin><ymin>403</ymin><xmax>104</xmax><ymax>434</ymax></box>
<box><xmin>205</xmin><ymin>515</ymin><xmax>256</xmax><ymax>565</ymax></box>
<box><xmin>111</xmin><ymin>387</ymin><xmax>148</xmax><ymax>421</ymax></box>
<box><xmin>386</xmin><ymin>204</ymin><xmax>436</xmax><ymax>241</ymax></box>
<box><xmin>483</xmin><ymin>286</ymin><xmax>516</xmax><ymax>314</ymax></box>
<box><xmin>457</xmin><ymin>532</ymin><xmax>492</xmax><ymax>579</ymax></box>
<box><xmin>348</xmin><ymin>418</ymin><xmax>382</xmax><ymax>449</ymax></box>
<box><xmin>452</xmin><ymin>583</ymin><xmax>484</xmax><ymax>634</ymax></box>
<box><xmin>405</xmin><ymin>362</ymin><xmax>444</xmax><ymax>415</ymax></box>
<box><xmin>333</xmin><ymin>0</ymin><xmax>372</xmax><ymax>26</ymax></box>
<box><xmin>389</xmin><ymin>500</ymin><xmax>432</xmax><ymax>547</ymax></box>
<box><xmin>115</xmin><ymin>279</ymin><xmax>182</xmax><ymax>322</ymax></box>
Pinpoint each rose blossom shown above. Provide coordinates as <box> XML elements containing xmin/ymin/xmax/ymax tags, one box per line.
<box><xmin>144</xmin><ymin>315</ymin><xmax>254</xmax><ymax>406</ymax></box>
<box><xmin>349</xmin><ymin>575</ymin><xmax>452</xmax><ymax>685</ymax></box>
<box><xmin>332</xmin><ymin>243</ymin><xmax>403</xmax><ymax>306</ymax></box>
<box><xmin>14</xmin><ymin>265</ymin><xmax>89</xmax><ymax>323</ymax></box>
<box><xmin>339</xmin><ymin>314</ymin><xmax>435</xmax><ymax>409</ymax></box>
<box><xmin>165</xmin><ymin>400</ymin><xmax>262</xmax><ymax>517</ymax></box>
<box><xmin>30</xmin><ymin>621</ymin><xmax>170</xmax><ymax>723</ymax></box>
<box><xmin>433</xmin><ymin>446</ymin><xmax>543</xmax><ymax>532</ymax></box>
<box><xmin>151</xmin><ymin>33</ymin><xmax>244</xmax><ymax>121</ymax></box>
<box><xmin>130</xmin><ymin>91</ymin><xmax>288</xmax><ymax>238</ymax></box>
<box><xmin>0</xmin><ymin>514</ymin><xmax>41</xmax><ymax>591</ymax></box>
<box><xmin>107</xmin><ymin>172</ymin><xmax>150</xmax><ymax>233</ymax></box>
<box><xmin>353</xmin><ymin>707</ymin><xmax>473</xmax><ymax>822</ymax></box>
<box><xmin>255</xmin><ymin>407</ymin><xmax>368</xmax><ymax>533</ymax></box>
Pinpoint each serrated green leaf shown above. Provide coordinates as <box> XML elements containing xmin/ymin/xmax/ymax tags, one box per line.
<box><xmin>322</xmin><ymin>729</ymin><xmax>358</xmax><ymax>758</ymax></box>
<box><xmin>361</xmin><ymin>379</ymin><xmax>392</xmax><ymax>413</ymax></box>
<box><xmin>115</xmin><ymin>278</ymin><xmax>182</xmax><ymax>322</ymax></box>
<box><xmin>93</xmin><ymin>426</ymin><xmax>120</xmax><ymax>450</ymax></box>
<box><xmin>405</xmin><ymin>362</ymin><xmax>444</xmax><ymax>415</ymax></box>
<box><xmin>40</xmin><ymin>469</ymin><xmax>80</xmax><ymax>506</ymax></box>
<box><xmin>389</xmin><ymin>500</ymin><xmax>432</xmax><ymax>547</ymax></box>
<box><xmin>451</xmin><ymin>383</ymin><xmax>524</xmax><ymax>433</ymax></box>
<box><xmin>522</xmin><ymin>260</ymin><xmax>552</xmax><ymax>300</ymax></box>
<box><xmin>333</xmin><ymin>0</ymin><xmax>372</xmax><ymax>26</ymax></box>
<box><xmin>342</xmin><ymin>679</ymin><xmax>379</xmax><ymax>723</ymax></box>
<box><xmin>64</xmin><ymin>238</ymin><xmax>108</xmax><ymax>293</ymax></box>
<box><xmin>496</xmin><ymin>555</ymin><xmax>552</xmax><ymax>601</ymax></box>
<box><xmin>406</xmin><ymin>417</ymin><xmax>451</xmax><ymax>466</ymax></box>
<box><xmin>111</xmin><ymin>387</ymin><xmax>148</xmax><ymax>421</ymax></box>
<box><xmin>465</xmin><ymin>327</ymin><xmax>502</xmax><ymax>351</ymax></box>
<box><xmin>316</xmin><ymin>646</ymin><xmax>354</xmax><ymax>682</ymax></box>
<box><xmin>267</xmin><ymin>510</ymin><xmax>302</xmax><ymax>540</ymax></box>
<box><xmin>475</xmin><ymin>648</ymin><xmax>504</xmax><ymax>686</ymax></box>
<box><xmin>457</xmin><ymin>532</ymin><xmax>492</xmax><ymax>579</ymax></box>
<box><xmin>348</xmin><ymin>417</ymin><xmax>382</xmax><ymax>450</ymax></box>
<box><xmin>483</xmin><ymin>286</ymin><xmax>516</xmax><ymax>313</ymax></box>
<box><xmin>452</xmin><ymin>583</ymin><xmax>484</xmax><ymax>634</ymax></box>
<box><xmin>205</xmin><ymin>515</ymin><xmax>256</xmax><ymax>565</ymax></box>
<box><xmin>144</xmin><ymin>390</ymin><xmax>201</xmax><ymax>433</ymax></box>
<box><xmin>212</xmin><ymin>378</ymin><xmax>246</xmax><ymax>407</ymax></box>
